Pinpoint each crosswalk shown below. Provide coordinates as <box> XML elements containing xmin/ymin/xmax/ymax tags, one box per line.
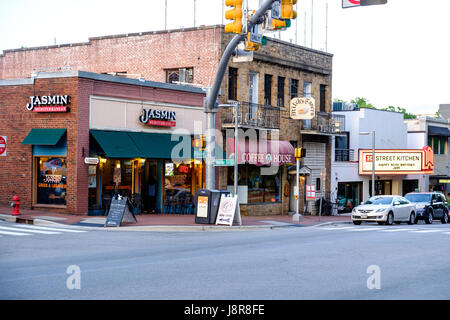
<box><xmin>0</xmin><ymin>223</ymin><xmax>88</xmax><ymax>237</ymax></box>
<box><xmin>320</xmin><ymin>225</ymin><xmax>450</xmax><ymax>235</ymax></box>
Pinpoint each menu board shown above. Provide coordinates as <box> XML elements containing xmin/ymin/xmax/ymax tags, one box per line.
<box><xmin>104</xmin><ymin>196</ymin><xmax>137</xmax><ymax>227</ymax></box>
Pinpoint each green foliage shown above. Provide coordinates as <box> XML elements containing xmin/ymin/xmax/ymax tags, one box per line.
<box><xmin>334</xmin><ymin>97</ymin><xmax>416</xmax><ymax>119</ymax></box>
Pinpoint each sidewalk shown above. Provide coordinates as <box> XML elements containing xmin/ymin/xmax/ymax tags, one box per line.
<box><xmin>0</xmin><ymin>205</ymin><xmax>351</xmax><ymax>230</ymax></box>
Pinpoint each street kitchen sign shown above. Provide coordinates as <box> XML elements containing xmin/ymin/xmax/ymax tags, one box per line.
<box><xmin>139</xmin><ymin>108</ymin><xmax>176</xmax><ymax>127</ymax></box>
<box><xmin>359</xmin><ymin>146</ymin><xmax>434</xmax><ymax>175</ymax></box>
<box><xmin>26</xmin><ymin>95</ymin><xmax>70</xmax><ymax>112</ymax></box>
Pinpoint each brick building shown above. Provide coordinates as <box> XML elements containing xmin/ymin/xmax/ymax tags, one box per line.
<box><xmin>0</xmin><ymin>71</ymin><xmax>206</xmax><ymax>215</ymax></box>
<box><xmin>0</xmin><ymin>25</ymin><xmax>337</xmax><ymax>216</ymax></box>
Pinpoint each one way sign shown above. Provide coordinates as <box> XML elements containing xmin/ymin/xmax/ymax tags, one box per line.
<box><xmin>342</xmin><ymin>0</ymin><xmax>360</xmax><ymax>8</ymax></box>
<box><xmin>343</xmin><ymin>0</ymin><xmax>387</xmax><ymax>8</ymax></box>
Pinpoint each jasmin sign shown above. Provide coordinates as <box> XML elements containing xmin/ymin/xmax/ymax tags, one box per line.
<box><xmin>26</xmin><ymin>95</ymin><xmax>70</xmax><ymax>112</ymax></box>
<box><xmin>139</xmin><ymin>108</ymin><xmax>177</xmax><ymax>127</ymax></box>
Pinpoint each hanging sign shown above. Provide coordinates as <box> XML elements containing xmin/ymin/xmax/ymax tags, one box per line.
<box><xmin>139</xmin><ymin>108</ymin><xmax>176</xmax><ymax>127</ymax></box>
<box><xmin>26</xmin><ymin>95</ymin><xmax>70</xmax><ymax>112</ymax></box>
<box><xmin>290</xmin><ymin>97</ymin><xmax>315</xmax><ymax>120</ymax></box>
<box><xmin>0</xmin><ymin>136</ymin><xmax>6</xmax><ymax>156</ymax></box>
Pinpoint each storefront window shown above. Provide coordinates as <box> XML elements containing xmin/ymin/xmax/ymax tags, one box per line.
<box><xmin>228</xmin><ymin>164</ymin><xmax>281</xmax><ymax>204</ymax></box>
<box><xmin>101</xmin><ymin>159</ymin><xmax>133</xmax><ymax>199</ymax></box>
<box><xmin>36</xmin><ymin>157</ymin><xmax>67</xmax><ymax>205</ymax></box>
<box><xmin>337</xmin><ymin>182</ymin><xmax>362</xmax><ymax>213</ymax></box>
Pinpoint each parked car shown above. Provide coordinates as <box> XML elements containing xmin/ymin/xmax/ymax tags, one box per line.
<box><xmin>404</xmin><ymin>192</ymin><xmax>448</xmax><ymax>224</ymax></box>
<box><xmin>351</xmin><ymin>195</ymin><xmax>416</xmax><ymax>225</ymax></box>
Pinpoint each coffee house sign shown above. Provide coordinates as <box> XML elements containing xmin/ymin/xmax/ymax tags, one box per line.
<box><xmin>26</xmin><ymin>95</ymin><xmax>70</xmax><ymax>112</ymax></box>
<box><xmin>139</xmin><ymin>108</ymin><xmax>177</xmax><ymax>127</ymax></box>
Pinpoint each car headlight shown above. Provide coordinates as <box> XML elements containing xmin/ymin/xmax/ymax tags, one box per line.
<box><xmin>415</xmin><ymin>204</ymin><xmax>426</xmax><ymax>209</ymax></box>
<box><xmin>376</xmin><ymin>208</ymin><xmax>386</xmax><ymax>213</ymax></box>
<box><xmin>352</xmin><ymin>208</ymin><xmax>356</xmax><ymax>213</ymax></box>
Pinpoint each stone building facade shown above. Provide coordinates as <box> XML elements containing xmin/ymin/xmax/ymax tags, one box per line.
<box><xmin>0</xmin><ymin>25</ymin><xmax>335</xmax><ymax>216</ymax></box>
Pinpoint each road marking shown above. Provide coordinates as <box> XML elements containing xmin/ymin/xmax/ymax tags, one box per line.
<box><xmin>348</xmin><ymin>228</ymin><xmax>384</xmax><ymax>231</ymax></box>
<box><xmin>321</xmin><ymin>227</ymin><xmax>358</xmax><ymax>230</ymax></box>
<box><xmin>0</xmin><ymin>230</ymin><xmax>31</xmax><ymax>236</ymax></box>
<box><xmin>443</xmin><ymin>232</ymin><xmax>450</xmax><ymax>235</ymax></box>
<box><xmin>11</xmin><ymin>224</ymin><xmax>87</xmax><ymax>233</ymax></box>
<box><xmin>0</xmin><ymin>226</ymin><xmax>60</xmax><ymax>235</ymax></box>
<box><xmin>380</xmin><ymin>228</ymin><xmax>413</xmax><ymax>232</ymax></box>
<box><xmin>410</xmin><ymin>229</ymin><xmax>445</xmax><ymax>233</ymax></box>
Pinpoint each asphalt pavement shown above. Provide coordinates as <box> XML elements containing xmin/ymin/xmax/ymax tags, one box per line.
<box><xmin>0</xmin><ymin>220</ymin><xmax>449</xmax><ymax>300</ymax></box>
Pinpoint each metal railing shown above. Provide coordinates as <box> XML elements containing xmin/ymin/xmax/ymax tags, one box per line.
<box><xmin>335</xmin><ymin>149</ymin><xmax>355</xmax><ymax>162</ymax></box>
<box><xmin>302</xmin><ymin>112</ymin><xmax>345</xmax><ymax>134</ymax></box>
<box><xmin>222</xmin><ymin>101</ymin><xmax>280</xmax><ymax>129</ymax></box>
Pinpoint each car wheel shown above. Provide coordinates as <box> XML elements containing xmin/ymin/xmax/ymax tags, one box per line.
<box><xmin>385</xmin><ymin>212</ymin><xmax>394</xmax><ymax>226</ymax></box>
<box><xmin>442</xmin><ymin>210</ymin><xmax>448</xmax><ymax>224</ymax></box>
<box><xmin>425</xmin><ymin>210</ymin><xmax>433</xmax><ymax>224</ymax></box>
<box><xmin>353</xmin><ymin>221</ymin><xmax>362</xmax><ymax>225</ymax></box>
<box><xmin>408</xmin><ymin>212</ymin><xmax>416</xmax><ymax>225</ymax></box>
<box><xmin>377</xmin><ymin>222</ymin><xmax>384</xmax><ymax>225</ymax></box>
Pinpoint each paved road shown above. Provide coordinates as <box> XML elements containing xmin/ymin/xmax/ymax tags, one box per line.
<box><xmin>0</xmin><ymin>220</ymin><xmax>449</xmax><ymax>300</ymax></box>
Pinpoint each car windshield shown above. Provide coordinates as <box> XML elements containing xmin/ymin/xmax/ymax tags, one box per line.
<box><xmin>364</xmin><ymin>197</ymin><xmax>393</xmax><ymax>205</ymax></box>
<box><xmin>404</xmin><ymin>194</ymin><xmax>431</xmax><ymax>203</ymax></box>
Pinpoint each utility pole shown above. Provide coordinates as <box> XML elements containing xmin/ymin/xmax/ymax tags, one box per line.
<box><xmin>165</xmin><ymin>0</ymin><xmax>168</xmax><ymax>30</ymax></box>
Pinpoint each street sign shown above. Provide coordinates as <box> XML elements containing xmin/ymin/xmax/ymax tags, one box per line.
<box><xmin>271</xmin><ymin>1</ymin><xmax>281</xmax><ymax>19</ymax></box>
<box><xmin>214</xmin><ymin>159</ymin><xmax>235</xmax><ymax>166</ymax></box>
<box><xmin>0</xmin><ymin>136</ymin><xmax>6</xmax><ymax>156</ymax></box>
<box><xmin>250</xmin><ymin>24</ymin><xmax>262</xmax><ymax>45</ymax></box>
<box><xmin>342</xmin><ymin>0</ymin><xmax>360</xmax><ymax>8</ymax></box>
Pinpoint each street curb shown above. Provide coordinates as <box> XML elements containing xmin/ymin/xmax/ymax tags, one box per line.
<box><xmin>0</xmin><ymin>213</ymin><xmax>351</xmax><ymax>232</ymax></box>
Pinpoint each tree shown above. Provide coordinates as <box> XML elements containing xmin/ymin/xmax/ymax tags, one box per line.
<box><xmin>334</xmin><ymin>97</ymin><xmax>416</xmax><ymax>119</ymax></box>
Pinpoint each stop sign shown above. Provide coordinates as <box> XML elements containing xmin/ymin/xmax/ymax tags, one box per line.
<box><xmin>342</xmin><ymin>0</ymin><xmax>360</xmax><ymax>8</ymax></box>
<box><xmin>0</xmin><ymin>136</ymin><xmax>7</xmax><ymax>156</ymax></box>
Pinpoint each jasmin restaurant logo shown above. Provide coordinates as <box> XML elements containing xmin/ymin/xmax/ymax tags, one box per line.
<box><xmin>26</xmin><ymin>95</ymin><xmax>71</xmax><ymax>113</ymax></box>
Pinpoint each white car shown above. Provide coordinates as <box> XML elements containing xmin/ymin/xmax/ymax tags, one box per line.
<box><xmin>351</xmin><ymin>195</ymin><xmax>416</xmax><ymax>225</ymax></box>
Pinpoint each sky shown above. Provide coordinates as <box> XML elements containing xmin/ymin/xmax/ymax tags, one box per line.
<box><xmin>0</xmin><ymin>0</ymin><xmax>449</xmax><ymax>115</ymax></box>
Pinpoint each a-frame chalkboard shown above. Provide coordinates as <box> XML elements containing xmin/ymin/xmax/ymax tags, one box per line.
<box><xmin>104</xmin><ymin>196</ymin><xmax>137</xmax><ymax>227</ymax></box>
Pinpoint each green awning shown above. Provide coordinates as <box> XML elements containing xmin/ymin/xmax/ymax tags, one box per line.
<box><xmin>90</xmin><ymin>130</ymin><xmax>142</xmax><ymax>158</ymax></box>
<box><xmin>22</xmin><ymin>128</ymin><xmax>66</xmax><ymax>145</ymax></box>
<box><xmin>128</xmin><ymin>132</ymin><xmax>192</xmax><ymax>160</ymax></box>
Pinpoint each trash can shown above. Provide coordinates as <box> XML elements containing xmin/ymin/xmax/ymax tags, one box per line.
<box><xmin>195</xmin><ymin>189</ymin><xmax>230</xmax><ymax>224</ymax></box>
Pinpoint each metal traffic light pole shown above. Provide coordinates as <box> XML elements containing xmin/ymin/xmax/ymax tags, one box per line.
<box><xmin>204</xmin><ymin>0</ymin><xmax>277</xmax><ymax>189</ymax></box>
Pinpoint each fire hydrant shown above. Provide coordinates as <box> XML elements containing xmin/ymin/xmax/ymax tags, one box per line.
<box><xmin>11</xmin><ymin>195</ymin><xmax>20</xmax><ymax>216</ymax></box>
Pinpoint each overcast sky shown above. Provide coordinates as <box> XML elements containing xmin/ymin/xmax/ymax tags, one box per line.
<box><xmin>1</xmin><ymin>0</ymin><xmax>449</xmax><ymax>114</ymax></box>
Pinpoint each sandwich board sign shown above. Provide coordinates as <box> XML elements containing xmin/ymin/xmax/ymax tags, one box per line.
<box><xmin>216</xmin><ymin>194</ymin><xmax>242</xmax><ymax>226</ymax></box>
<box><xmin>104</xmin><ymin>195</ymin><xmax>137</xmax><ymax>227</ymax></box>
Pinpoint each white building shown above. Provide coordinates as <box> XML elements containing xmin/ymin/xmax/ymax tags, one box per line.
<box><xmin>405</xmin><ymin>115</ymin><xmax>450</xmax><ymax>196</ymax></box>
<box><xmin>331</xmin><ymin>107</ymin><xmax>432</xmax><ymax>213</ymax></box>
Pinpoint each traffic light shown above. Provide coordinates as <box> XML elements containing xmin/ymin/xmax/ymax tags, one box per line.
<box><xmin>224</xmin><ymin>0</ymin><xmax>243</xmax><ymax>34</ymax></box>
<box><xmin>295</xmin><ymin>147</ymin><xmax>306</xmax><ymax>159</ymax></box>
<box><xmin>272</xmin><ymin>18</ymin><xmax>291</xmax><ymax>30</ymax></box>
<box><xmin>281</xmin><ymin>0</ymin><xmax>297</xmax><ymax>20</ymax></box>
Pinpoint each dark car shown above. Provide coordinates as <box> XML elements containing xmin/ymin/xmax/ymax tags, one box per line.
<box><xmin>404</xmin><ymin>192</ymin><xmax>449</xmax><ymax>224</ymax></box>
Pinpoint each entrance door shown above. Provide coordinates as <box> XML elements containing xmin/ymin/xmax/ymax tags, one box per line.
<box><xmin>142</xmin><ymin>160</ymin><xmax>158</xmax><ymax>213</ymax></box>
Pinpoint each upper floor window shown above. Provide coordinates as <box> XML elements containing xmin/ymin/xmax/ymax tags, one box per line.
<box><xmin>165</xmin><ymin>67</ymin><xmax>194</xmax><ymax>84</ymax></box>
<box><xmin>320</xmin><ymin>84</ymin><xmax>327</xmax><ymax>112</ymax></box>
<box><xmin>228</xmin><ymin>67</ymin><xmax>238</xmax><ymax>101</ymax></box>
<box><xmin>303</xmin><ymin>81</ymin><xmax>312</xmax><ymax>98</ymax></box>
<box><xmin>277</xmin><ymin>76</ymin><xmax>285</xmax><ymax>107</ymax></box>
<box><xmin>264</xmin><ymin>74</ymin><xmax>273</xmax><ymax>106</ymax></box>
<box><xmin>428</xmin><ymin>136</ymin><xmax>446</xmax><ymax>155</ymax></box>
<box><xmin>290</xmin><ymin>79</ymin><xmax>299</xmax><ymax>100</ymax></box>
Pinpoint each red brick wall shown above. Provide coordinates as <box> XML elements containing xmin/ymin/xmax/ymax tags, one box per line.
<box><xmin>0</xmin><ymin>77</ymin><xmax>87</xmax><ymax>214</ymax></box>
<box><xmin>0</xmin><ymin>26</ymin><xmax>222</xmax><ymax>87</ymax></box>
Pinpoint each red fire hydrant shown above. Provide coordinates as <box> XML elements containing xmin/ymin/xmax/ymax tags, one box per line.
<box><xmin>11</xmin><ymin>195</ymin><xmax>20</xmax><ymax>216</ymax></box>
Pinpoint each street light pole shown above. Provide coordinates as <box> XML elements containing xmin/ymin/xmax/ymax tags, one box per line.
<box><xmin>360</xmin><ymin>131</ymin><xmax>376</xmax><ymax>197</ymax></box>
<box><xmin>204</xmin><ymin>0</ymin><xmax>277</xmax><ymax>190</ymax></box>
